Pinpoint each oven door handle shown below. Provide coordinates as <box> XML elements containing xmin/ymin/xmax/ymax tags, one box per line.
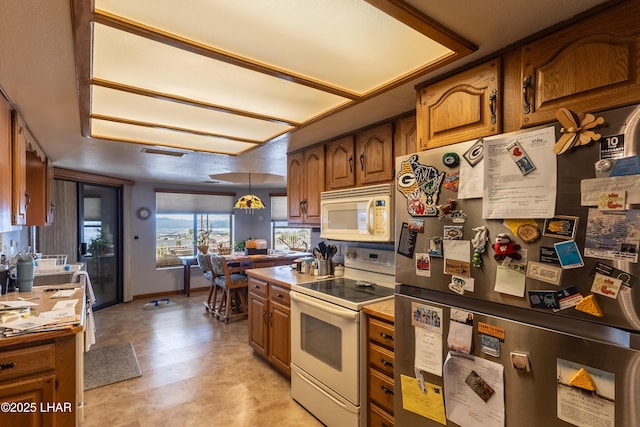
<box><xmin>290</xmin><ymin>291</ymin><xmax>358</xmax><ymax>321</ymax></box>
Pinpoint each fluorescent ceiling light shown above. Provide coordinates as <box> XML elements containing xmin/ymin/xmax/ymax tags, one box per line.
<box><xmin>72</xmin><ymin>0</ymin><xmax>475</xmax><ymax>155</ymax></box>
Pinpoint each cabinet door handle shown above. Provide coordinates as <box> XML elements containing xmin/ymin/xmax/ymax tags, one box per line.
<box><xmin>25</xmin><ymin>192</ymin><xmax>31</xmax><ymax>208</ymax></box>
<box><xmin>348</xmin><ymin>155</ymin><xmax>353</xmax><ymax>173</ymax></box>
<box><xmin>379</xmin><ymin>332</ymin><xmax>394</xmax><ymax>341</ymax></box>
<box><xmin>276</xmin><ymin>293</ymin><xmax>284</xmax><ymax>299</ymax></box>
<box><xmin>268</xmin><ymin>311</ymin><xmax>273</xmax><ymax>326</ymax></box>
<box><xmin>380</xmin><ymin>358</ymin><xmax>393</xmax><ymax>368</ymax></box>
<box><xmin>359</xmin><ymin>152</ymin><xmax>365</xmax><ymax>171</ymax></box>
<box><xmin>489</xmin><ymin>89</ymin><xmax>497</xmax><ymax>124</ymax></box>
<box><xmin>523</xmin><ymin>75</ymin><xmax>532</xmax><ymax>114</ymax></box>
<box><xmin>0</xmin><ymin>362</ymin><xmax>16</xmax><ymax>370</ymax></box>
<box><xmin>380</xmin><ymin>385</ymin><xmax>394</xmax><ymax>395</ymax></box>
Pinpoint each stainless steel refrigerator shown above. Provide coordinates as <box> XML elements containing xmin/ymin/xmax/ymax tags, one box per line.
<box><xmin>394</xmin><ymin>104</ymin><xmax>640</xmax><ymax>427</ymax></box>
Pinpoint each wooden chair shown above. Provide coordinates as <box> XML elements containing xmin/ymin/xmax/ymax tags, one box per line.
<box><xmin>197</xmin><ymin>253</ymin><xmax>217</xmax><ymax>313</ymax></box>
<box><xmin>208</xmin><ymin>255</ymin><xmax>249</xmax><ymax>323</ymax></box>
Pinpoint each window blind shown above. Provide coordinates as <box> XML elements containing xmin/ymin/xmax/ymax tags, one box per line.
<box><xmin>270</xmin><ymin>195</ymin><xmax>288</xmax><ymax>221</ymax></box>
<box><xmin>155</xmin><ymin>191</ymin><xmax>235</xmax><ymax>214</ymax></box>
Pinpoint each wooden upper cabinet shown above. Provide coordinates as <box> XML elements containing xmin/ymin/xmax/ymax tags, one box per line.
<box><xmin>520</xmin><ymin>2</ymin><xmax>640</xmax><ymax>127</ymax></box>
<box><xmin>302</xmin><ymin>145</ymin><xmax>324</xmax><ymax>224</ymax></box>
<box><xmin>417</xmin><ymin>59</ymin><xmax>501</xmax><ymax>150</ymax></box>
<box><xmin>395</xmin><ymin>114</ymin><xmax>417</xmax><ymax>159</ymax></box>
<box><xmin>356</xmin><ymin>123</ymin><xmax>393</xmax><ymax>186</ymax></box>
<box><xmin>287</xmin><ymin>152</ymin><xmax>304</xmax><ymax>224</ymax></box>
<box><xmin>287</xmin><ymin>145</ymin><xmax>325</xmax><ymax>224</ymax></box>
<box><xmin>11</xmin><ymin>111</ymin><xmax>27</xmax><ymax>226</ymax></box>
<box><xmin>0</xmin><ymin>94</ymin><xmax>12</xmax><ymax>232</ymax></box>
<box><xmin>25</xmin><ymin>149</ymin><xmax>47</xmax><ymax>226</ymax></box>
<box><xmin>326</xmin><ymin>135</ymin><xmax>355</xmax><ymax>190</ymax></box>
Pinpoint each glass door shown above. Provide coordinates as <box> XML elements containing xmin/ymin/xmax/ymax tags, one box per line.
<box><xmin>78</xmin><ymin>183</ymin><xmax>122</xmax><ymax>309</ymax></box>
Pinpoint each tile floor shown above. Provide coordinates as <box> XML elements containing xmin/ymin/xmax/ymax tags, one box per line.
<box><xmin>81</xmin><ymin>291</ymin><xmax>323</xmax><ymax>427</ymax></box>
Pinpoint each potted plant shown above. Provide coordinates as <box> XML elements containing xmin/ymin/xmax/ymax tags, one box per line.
<box><xmin>88</xmin><ymin>227</ymin><xmax>113</xmax><ymax>256</ymax></box>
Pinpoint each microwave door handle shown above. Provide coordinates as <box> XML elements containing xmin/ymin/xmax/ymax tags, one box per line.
<box><xmin>365</xmin><ymin>199</ymin><xmax>374</xmax><ymax>234</ymax></box>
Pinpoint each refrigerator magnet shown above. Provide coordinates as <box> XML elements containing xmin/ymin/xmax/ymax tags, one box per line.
<box><xmin>528</xmin><ymin>290</ymin><xmax>560</xmax><ymax>309</ymax></box>
<box><xmin>480</xmin><ymin>334</ymin><xmax>501</xmax><ymax>357</ymax></box>
<box><xmin>416</xmin><ymin>253</ymin><xmax>431</xmax><ymax>277</ymax></box>
<box><xmin>465</xmin><ymin>370</ymin><xmax>495</xmax><ymax>402</ymax></box>
<box><xmin>543</xmin><ymin>216</ymin><xmax>578</xmax><ymax>239</ymax></box>
<box><xmin>510</xmin><ymin>352</ymin><xmax>531</xmax><ymax>372</ymax></box>
<box><xmin>506</xmin><ymin>140</ymin><xmax>536</xmax><ymax>175</ymax></box>
<box><xmin>590</xmin><ymin>273</ymin><xmax>622</xmax><ymax>299</ymax></box>
<box><xmin>463</xmin><ymin>138</ymin><xmax>484</xmax><ymax>167</ymax></box>
<box><xmin>554</xmin><ymin>240</ymin><xmax>584</xmax><ymax>269</ymax></box>
<box><xmin>429</xmin><ymin>237</ymin><xmax>443</xmax><ymax>257</ymax></box>
<box><xmin>526</xmin><ymin>261</ymin><xmax>562</xmax><ymax>285</ymax></box>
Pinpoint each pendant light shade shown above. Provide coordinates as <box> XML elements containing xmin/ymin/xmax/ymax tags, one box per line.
<box><xmin>234</xmin><ymin>173</ymin><xmax>265</xmax><ymax>214</ymax></box>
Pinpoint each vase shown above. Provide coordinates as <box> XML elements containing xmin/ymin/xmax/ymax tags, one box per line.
<box><xmin>198</xmin><ymin>245</ymin><xmax>209</xmax><ymax>254</ymax></box>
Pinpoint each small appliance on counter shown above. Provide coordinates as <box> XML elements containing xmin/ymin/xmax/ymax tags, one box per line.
<box><xmin>244</xmin><ymin>239</ymin><xmax>268</xmax><ymax>255</ymax></box>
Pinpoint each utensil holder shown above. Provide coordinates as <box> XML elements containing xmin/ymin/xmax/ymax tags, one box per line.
<box><xmin>317</xmin><ymin>260</ymin><xmax>332</xmax><ymax>276</ymax></box>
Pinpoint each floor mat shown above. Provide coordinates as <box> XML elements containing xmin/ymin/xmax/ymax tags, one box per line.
<box><xmin>84</xmin><ymin>342</ymin><xmax>142</xmax><ymax>390</ymax></box>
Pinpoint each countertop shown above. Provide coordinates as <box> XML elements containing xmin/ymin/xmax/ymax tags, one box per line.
<box><xmin>0</xmin><ymin>283</ymin><xmax>85</xmax><ymax>346</ymax></box>
<box><xmin>245</xmin><ymin>266</ymin><xmax>318</xmax><ymax>289</ymax></box>
<box><xmin>246</xmin><ymin>266</ymin><xmax>397</xmax><ymax>322</ymax></box>
<box><xmin>363</xmin><ymin>298</ymin><xmax>395</xmax><ymax>323</ymax></box>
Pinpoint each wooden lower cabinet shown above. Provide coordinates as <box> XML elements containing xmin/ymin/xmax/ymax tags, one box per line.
<box><xmin>0</xmin><ymin>334</ymin><xmax>81</xmax><ymax>427</ymax></box>
<box><xmin>366</xmin><ymin>312</ymin><xmax>395</xmax><ymax>427</ymax></box>
<box><xmin>248</xmin><ymin>277</ymin><xmax>291</xmax><ymax>377</ymax></box>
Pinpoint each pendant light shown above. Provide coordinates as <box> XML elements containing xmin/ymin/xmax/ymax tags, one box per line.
<box><xmin>234</xmin><ymin>173</ymin><xmax>265</xmax><ymax>214</ymax></box>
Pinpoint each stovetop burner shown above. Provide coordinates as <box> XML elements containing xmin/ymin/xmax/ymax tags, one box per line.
<box><xmin>293</xmin><ymin>277</ymin><xmax>394</xmax><ymax>309</ymax></box>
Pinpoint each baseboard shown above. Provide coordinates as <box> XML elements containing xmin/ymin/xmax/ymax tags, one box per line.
<box><xmin>133</xmin><ymin>286</ymin><xmax>209</xmax><ymax>300</ymax></box>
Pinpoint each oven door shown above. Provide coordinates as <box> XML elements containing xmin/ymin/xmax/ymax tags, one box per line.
<box><xmin>290</xmin><ymin>291</ymin><xmax>360</xmax><ymax>404</ymax></box>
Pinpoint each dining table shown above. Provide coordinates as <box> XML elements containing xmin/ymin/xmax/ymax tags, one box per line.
<box><xmin>180</xmin><ymin>252</ymin><xmax>311</xmax><ymax>296</ymax></box>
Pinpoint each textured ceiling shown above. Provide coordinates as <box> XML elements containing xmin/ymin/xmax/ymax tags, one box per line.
<box><xmin>0</xmin><ymin>0</ymin><xmax>608</xmax><ymax>188</ymax></box>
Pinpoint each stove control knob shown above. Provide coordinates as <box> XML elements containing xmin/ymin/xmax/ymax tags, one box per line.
<box><xmin>346</xmin><ymin>251</ymin><xmax>356</xmax><ymax>259</ymax></box>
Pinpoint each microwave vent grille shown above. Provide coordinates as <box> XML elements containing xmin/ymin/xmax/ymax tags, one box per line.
<box><xmin>321</xmin><ymin>183</ymin><xmax>393</xmax><ymax>200</ymax></box>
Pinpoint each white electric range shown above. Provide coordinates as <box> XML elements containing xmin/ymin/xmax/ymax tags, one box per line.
<box><xmin>290</xmin><ymin>247</ymin><xmax>396</xmax><ymax>427</ymax></box>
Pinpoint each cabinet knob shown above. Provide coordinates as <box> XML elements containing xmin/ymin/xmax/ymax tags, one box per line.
<box><xmin>380</xmin><ymin>358</ymin><xmax>393</xmax><ymax>368</ymax></box>
<box><xmin>379</xmin><ymin>332</ymin><xmax>393</xmax><ymax>341</ymax></box>
<box><xmin>380</xmin><ymin>385</ymin><xmax>394</xmax><ymax>395</ymax></box>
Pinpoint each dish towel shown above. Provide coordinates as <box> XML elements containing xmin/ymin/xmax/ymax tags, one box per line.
<box><xmin>73</xmin><ymin>270</ymin><xmax>96</xmax><ymax>351</ymax></box>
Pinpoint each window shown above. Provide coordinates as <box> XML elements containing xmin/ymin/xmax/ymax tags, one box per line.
<box><xmin>155</xmin><ymin>190</ymin><xmax>235</xmax><ymax>267</ymax></box>
<box><xmin>270</xmin><ymin>195</ymin><xmax>311</xmax><ymax>252</ymax></box>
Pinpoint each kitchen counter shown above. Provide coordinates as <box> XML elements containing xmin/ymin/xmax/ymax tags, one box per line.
<box><xmin>245</xmin><ymin>266</ymin><xmax>317</xmax><ymax>289</ymax></box>
<box><xmin>182</xmin><ymin>252</ymin><xmax>311</xmax><ymax>296</ymax></box>
<box><xmin>363</xmin><ymin>298</ymin><xmax>395</xmax><ymax>323</ymax></box>
<box><xmin>0</xmin><ymin>283</ymin><xmax>86</xmax><ymax>426</ymax></box>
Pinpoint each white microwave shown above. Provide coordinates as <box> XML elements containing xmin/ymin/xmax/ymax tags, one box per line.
<box><xmin>320</xmin><ymin>183</ymin><xmax>394</xmax><ymax>242</ymax></box>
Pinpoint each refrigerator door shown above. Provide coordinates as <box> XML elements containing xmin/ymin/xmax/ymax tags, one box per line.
<box><xmin>395</xmin><ymin>292</ymin><xmax>640</xmax><ymax>427</ymax></box>
<box><xmin>395</xmin><ymin>104</ymin><xmax>640</xmax><ymax>332</ymax></box>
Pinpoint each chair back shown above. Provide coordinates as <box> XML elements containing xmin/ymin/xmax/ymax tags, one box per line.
<box><xmin>208</xmin><ymin>255</ymin><xmax>227</xmax><ymax>277</ymax></box>
<box><xmin>196</xmin><ymin>253</ymin><xmax>211</xmax><ymax>272</ymax></box>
